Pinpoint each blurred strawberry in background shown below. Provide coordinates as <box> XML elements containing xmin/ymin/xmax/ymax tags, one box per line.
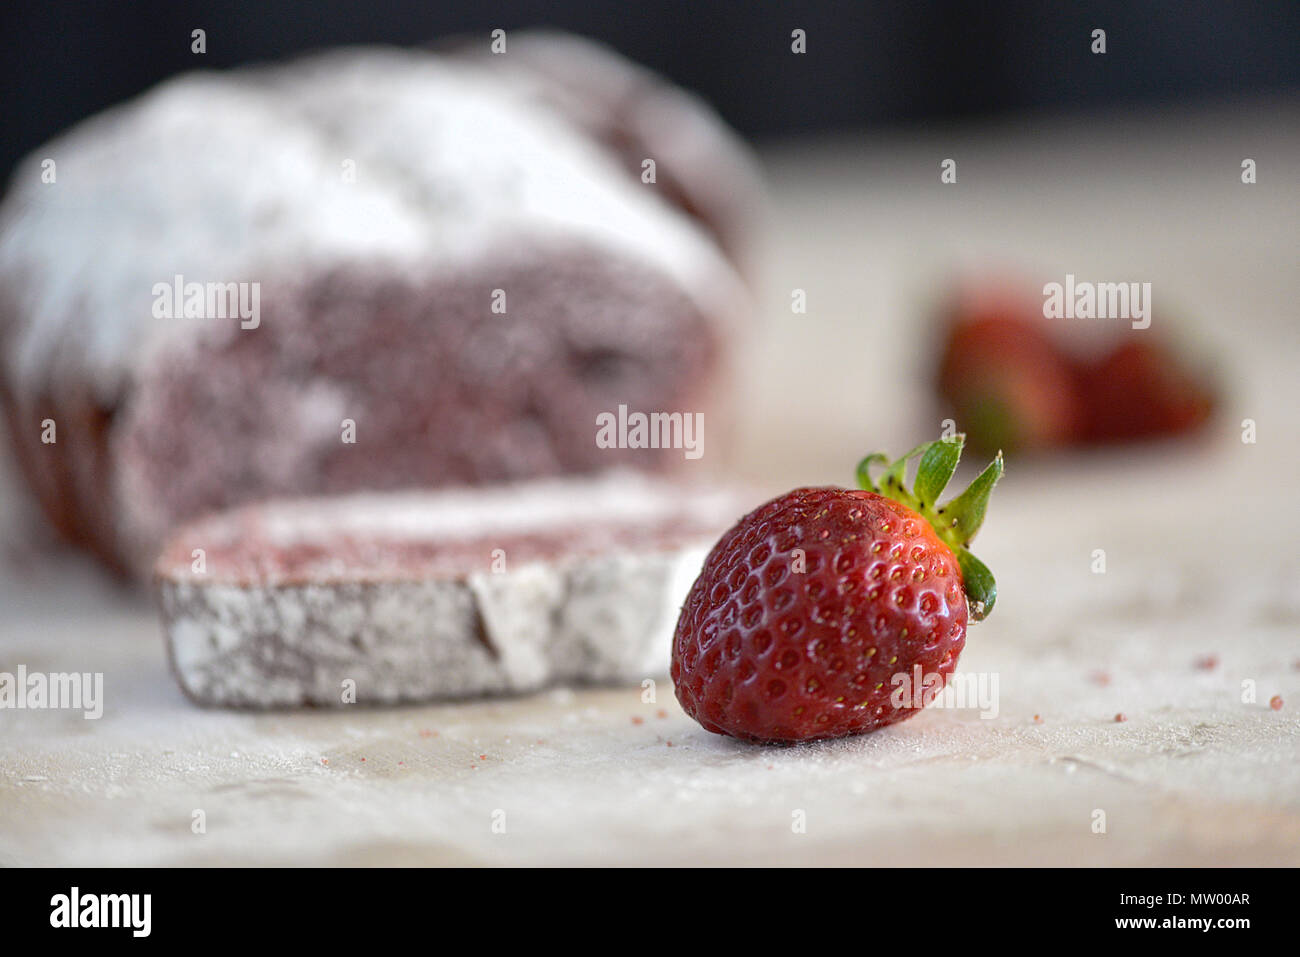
<box><xmin>935</xmin><ymin>278</ymin><xmax>1216</xmax><ymax>456</ymax></box>
<box><xmin>1079</xmin><ymin>338</ymin><xmax>1216</xmax><ymax>443</ymax></box>
<box><xmin>935</xmin><ymin>281</ymin><xmax>1086</xmax><ymax>455</ymax></box>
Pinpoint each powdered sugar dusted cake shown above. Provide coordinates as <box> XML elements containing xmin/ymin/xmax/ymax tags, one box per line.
<box><xmin>0</xmin><ymin>40</ymin><xmax>754</xmax><ymax>575</ymax></box>
<box><xmin>156</xmin><ymin>473</ymin><xmax>741</xmax><ymax>707</ymax></box>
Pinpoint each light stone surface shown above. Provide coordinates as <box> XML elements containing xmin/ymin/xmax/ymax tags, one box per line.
<box><xmin>1</xmin><ymin>101</ymin><xmax>1298</xmax><ymax>865</ymax></box>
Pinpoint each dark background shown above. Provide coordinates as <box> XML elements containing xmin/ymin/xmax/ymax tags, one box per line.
<box><xmin>3</xmin><ymin>0</ymin><xmax>1298</xmax><ymax>181</ymax></box>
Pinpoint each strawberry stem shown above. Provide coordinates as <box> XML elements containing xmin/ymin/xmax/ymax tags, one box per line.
<box><xmin>856</xmin><ymin>434</ymin><xmax>1003</xmax><ymax>620</ymax></box>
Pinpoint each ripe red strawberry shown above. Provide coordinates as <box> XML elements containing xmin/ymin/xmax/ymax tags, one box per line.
<box><xmin>672</xmin><ymin>436</ymin><xmax>1002</xmax><ymax>743</ymax></box>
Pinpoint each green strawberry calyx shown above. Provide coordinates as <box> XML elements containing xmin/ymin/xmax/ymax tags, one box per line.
<box><xmin>856</xmin><ymin>434</ymin><xmax>1003</xmax><ymax>621</ymax></box>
